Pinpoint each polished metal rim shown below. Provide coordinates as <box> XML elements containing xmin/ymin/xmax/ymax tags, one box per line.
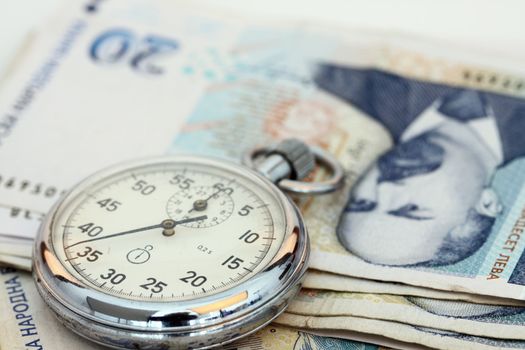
<box><xmin>33</xmin><ymin>155</ymin><xmax>309</xmax><ymax>349</ymax></box>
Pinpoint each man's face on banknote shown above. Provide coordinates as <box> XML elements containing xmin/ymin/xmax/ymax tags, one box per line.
<box><xmin>338</xmin><ymin>112</ymin><xmax>500</xmax><ymax>266</ymax></box>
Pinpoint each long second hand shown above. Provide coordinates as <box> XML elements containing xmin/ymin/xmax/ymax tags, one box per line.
<box><xmin>65</xmin><ymin>215</ymin><xmax>207</xmax><ymax>249</ymax></box>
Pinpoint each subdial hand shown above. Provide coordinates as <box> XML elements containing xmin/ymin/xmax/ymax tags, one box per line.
<box><xmin>189</xmin><ymin>188</ymin><xmax>225</xmax><ymax>213</ymax></box>
<box><xmin>65</xmin><ymin>215</ymin><xmax>208</xmax><ymax>249</ymax></box>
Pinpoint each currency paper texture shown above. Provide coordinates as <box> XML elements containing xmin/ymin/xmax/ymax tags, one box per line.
<box><xmin>276</xmin><ymin>312</ymin><xmax>525</xmax><ymax>350</ymax></box>
<box><xmin>288</xmin><ymin>289</ymin><xmax>525</xmax><ymax>339</ymax></box>
<box><xmin>303</xmin><ymin>270</ymin><xmax>525</xmax><ymax>306</ymax></box>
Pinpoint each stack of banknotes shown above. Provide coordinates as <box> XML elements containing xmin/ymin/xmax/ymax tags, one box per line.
<box><xmin>2</xmin><ymin>0</ymin><xmax>525</xmax><ymax>349</ymax></box>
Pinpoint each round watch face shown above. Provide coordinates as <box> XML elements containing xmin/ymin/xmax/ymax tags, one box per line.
<box><xmin>50</xmin><ymin>160</ymin><xmax>287</xmax><ymax>301</ymax></box>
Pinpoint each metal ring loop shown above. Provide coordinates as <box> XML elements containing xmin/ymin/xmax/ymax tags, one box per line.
<box><xmin>243</xmin><ymin>145</ymin><xmax>345</xmax><ymax>195</ymax></box>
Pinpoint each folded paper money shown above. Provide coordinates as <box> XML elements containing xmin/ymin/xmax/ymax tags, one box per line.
<box><xmin>1</xmin><ymin>0</ymin><xmax>525</xmax><ymax>349</ymax></box>
<box><xmin>2</xmin><ymin>0</ymin><xmax>525</xmax><ymax>301</ymax></box>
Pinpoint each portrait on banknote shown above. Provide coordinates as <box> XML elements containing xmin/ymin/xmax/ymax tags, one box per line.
<box><xmin>314</xmin><ymin>65</ymin><xmax>525</xmax><ymax>279</ymax></box>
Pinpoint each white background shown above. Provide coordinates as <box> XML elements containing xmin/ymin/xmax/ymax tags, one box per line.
<box><xmin>1</xmin><ymin>0</ymin><xmax>524</xmax><ymax>76</ymax></box>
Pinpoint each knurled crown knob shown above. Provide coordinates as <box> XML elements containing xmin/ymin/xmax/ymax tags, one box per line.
<box><xmin>246</xmin><ymin>138</ymin><xmax>345</xmax><ymax>195</ymax></box>
<box><xmin>268</xmin><ymin>138</ymin><xmax>316</xmax><ymax>180</ymax></box>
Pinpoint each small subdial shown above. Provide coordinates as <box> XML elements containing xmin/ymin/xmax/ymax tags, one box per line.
<box><xmin>166</xmin><ymin>186</ymin><xmax>234</xmax><ymax>228</ymax></box>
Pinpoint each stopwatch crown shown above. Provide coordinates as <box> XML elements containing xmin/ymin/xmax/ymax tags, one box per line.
<box><xmin>270</xmin><ymin>138</ymin><xmax>316</xmax><ymax>180</ymax></box>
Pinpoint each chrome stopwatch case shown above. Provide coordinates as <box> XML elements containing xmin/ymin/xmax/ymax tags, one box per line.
<box><xmin>32</xmin><ymin>139</ymin><xmax>344</xmax><ymax>349</ymax></box>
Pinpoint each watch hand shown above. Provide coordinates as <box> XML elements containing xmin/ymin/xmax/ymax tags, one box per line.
<box><xmin>189</xmin><ymin>188</ymin><xmax>224</xmax><ymax>213</ymax></box>
<box><xmin>65</xmin><ymin>215</ymin><xmax>208</xmax><ymax>249</ymax></box>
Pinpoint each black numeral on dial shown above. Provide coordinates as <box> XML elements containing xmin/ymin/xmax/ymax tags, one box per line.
<box><xmin>169</xmin><ymin>174</ymin><xmax>194</xmax><ymax>189</ymax></box>
<box><xmin>239</xmin><ymin>230</ymin><xmax>259</xmax><ymax>244</ymax></box>
<box><xmin>140</xmin><ymin>278</ymin><xmax>167</xmax><ymax>293</ymax></box>
<box><xmin>238</xmin><ymin>205</ymin><xmax>253</xmax><ymax>216</ymax></box>
<box><xmin>179</xmin><ymin>271</ymin><xmax>207</xmax><ymax>287</ymax></box>
<box><xmin>97</xmin><ymin>198</ymin><xmax>121</xmax><ymax>211</ymax></box>
<box><xmin>76</xmin><ymin>246</ymin><xmax>103</xmax><ymax>262</ymax></box>
<box><xmin>78</xmin><ymin>222</ymin><xmax>103</xmax><ymax>237</ymax></box>
<box><xmin>131</xmin><ymin>180</ymin><xmax>156</xmax><ymax>195</ymax></box>
<box><xmin>222</xmin><ymin>255</ymin><xmax>244</xmax><ymax>269</ymax></box>
<box><xmin>212</xmin><ymin>183</ymin><xmax>234</xmax><ymax>195</ymax></box>
<box><xmin>100</xmin><ymin>268</ymin><xmax>126</xmax><ymax>284</ymax></box>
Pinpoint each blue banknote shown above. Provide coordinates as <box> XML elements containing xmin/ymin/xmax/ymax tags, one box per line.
<box><xmin>313</xmin><ymin>66</ymin><xmax>525</xmax><ymax>285</ymax></box>
<box><xmin>171</xmin><ymin>23</ymin><xmax>525</xmax><ymax>298</ymax></box>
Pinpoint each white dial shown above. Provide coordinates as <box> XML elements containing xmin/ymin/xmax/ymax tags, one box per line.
<box><xmin>51</xmin><ymin>161</ymin><xmax>287</xmax><ymax>301</ymax></box>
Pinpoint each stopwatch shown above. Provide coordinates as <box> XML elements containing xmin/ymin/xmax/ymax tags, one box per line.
<box><xmin>33</xmin><ymin>139</ymin><xmax>344</xmax><ymax>349</ymax></box>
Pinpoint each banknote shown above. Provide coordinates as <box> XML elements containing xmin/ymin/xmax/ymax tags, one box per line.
<box><xmin>0</xmin><ymin>268</ymin><xmax>383</xmax><ymax>350</ymax></box>
<box><xmin>0</xmin><ymin>240</ymin><xmax>32</xmax><ymax>258</ymax></box>
<box><xmin>157</xmin><ymin>4</ymin><xmax>525</xmax><ymax>299</ymax></box>
<box><xmin>0</xmin><ymin>1</ymin><xmax>391</xmax><ymax>244</ymax></box>
<box><xmin>0</xmin><ymin>255</ymin><xmax>31</xmax><ymax>271</ymax></box>
<box><xmin>231</xmin><ymin>325</ymin><xmax>387</xmax><ymax>350</ymax></box>
<box><xmin>170</xmin><ymin>40</ymin><xmax>525</xmax><ymax>300</ymax></box>
<box><xmin>297</xmin><ymin>32</ymin><xmax>525</xmax><ymax>297</ymax></box>
<box><xmin>0</xmin><ymin>0</ymin><xmax>389</xmax><ymax>233</ymax></box>
<box><xmin>305</xmin><ymin>329</ymin><xmax>434</xmax><ymax>350</ymax></box>
<box><xmin>0</xmin><ymin>0</ymin><xmax>211</xmax><ymax>218</ymax></box>
<box><xmin>0</xmin><ymin>204</ymin><xmax>43</xmax><ymax>241</ymax></box>
<box><xmin>304</xmin><ymin>270</ymin><xmax>525</xmax><ymax>307</ymax></box>
<box><xmin>276</xmin><ymin>312</ymin><xmax>525</xmax><ymax>350</ymax></box>
<box><xmin>2</xmin><ymin>0</ymin><xmax>525</xmax><ymax>304</ymax></box>
<box><xmin>305</xmin><ymin>64</ymin><xmax>525</xmax><ymax>300</ymax></box>
<box><xmin>288</xmin><ymin>289</ymin><xmax>525</xmax><ymax>339</ymax></box>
